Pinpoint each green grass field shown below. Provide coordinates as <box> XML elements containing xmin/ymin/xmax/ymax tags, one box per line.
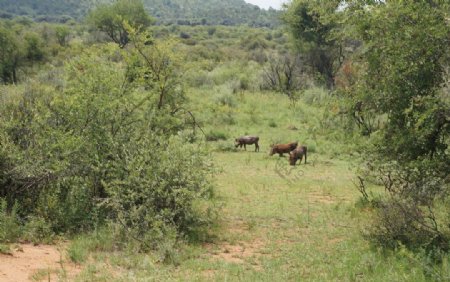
<box><xmin>68</xmin><ymin>89</ymin><xmax>444</xmax><ymax>281</ymax></box>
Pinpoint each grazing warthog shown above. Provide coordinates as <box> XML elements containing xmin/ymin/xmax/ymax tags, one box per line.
<box><xmin>269</xmin><ymin>142</ymin><xmax>298</xmax><ymax>157</ymax></box>
<box><xmin>289</xmin><ymin>145</ymin><xmax>307</xmax><ymax>166</ymax></box>
<box><xmin>235</xmin><ymin>136</ymin><xmax>260</xmax><ymax>152</ymax></box>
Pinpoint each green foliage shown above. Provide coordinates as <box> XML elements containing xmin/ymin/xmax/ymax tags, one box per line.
<box><xmin>0</xmin><ymin>24</ymin><xmax>22</xmax><ymax>84</ymax></box>
<box><xmin>68</xmin><ymin>226</ymin><xmax>117</xmax><ymax>264</ymax></box>
<box><xmin>54</xmin><ymin>25</ymin><xmax>70</xmax><ymax>46</ymax></box>
<box><xmin>0</xmin><ymin>199</ymin><xmax>22</xmax><ymax>243</ymax></box>
<box><xmin>67</xmin><ymin>237</ymin><xmax>93</xmax><ymax>264</ymax></box>
<box><xmin>205</xmin><ymin>129</ymin><xmax>228</xmax><ymax>141</ymax></box>
<box><xmin>0</xmin><ymin>33</ymin><xmax>216</xmax><ymax>250</ymax></box>
<box><xmin>22</xmin><ymin>216</ymin><xmax>54</xmax><ymax>244</ymax></box>
<box><xmin>283</xmin><ymin>0</ymin><xmax>343</xmax><ymax>88</ymax></box>
<box><xmin>343</xmin><ymin>1</ymin><xmax>450</xmax><ymax>250</ymax></box>
<box><xmin>0</xmin><ymin>0</ymin><xmax>280</xmax><ymax>27</ymax></box>
<box><xmin>268</xmin><ymin>120</ymin><xmax>277</xmax><ymax>128</ymax></box>
<box><xmin>24</xmin><ymin>32</ymin><xmax>46</xmax><ymax>62</ymax></box>
<box><xmin>213</xmin><ymin>141</ymin><xmax>238</xmax><ymax>152</ymax></box>
<box><xmin>143</xmin><ymin>0</ymin><xmax>280</xmax><ymax>27</ymax></box>
<box><xmin>0</xmin><ymin>20</ymin><xmax>67</xmax><ymax>84</ymax></box>
<box><xmin>0</xmin><ymin>243</ymin><xmax>11</xmax><ymax>255</ymax></box>
<box><xmin>104</xmin><ymin>136</ymin><xmax>215</xmax><ymax>250</ymax></box>
<box><xmin>213</xmin><ymin>91</ymin><xmax>236</xmax><ymax>108</ymax></box>
<box><xmin>87</xmin><ymin>0</ymin><xmax>153</xmax><ymax>48</ymax></box>
<box><xmin>0</xmin><ymin>0</ymin><xmax>92</xmax><ymax>22</ymax></box>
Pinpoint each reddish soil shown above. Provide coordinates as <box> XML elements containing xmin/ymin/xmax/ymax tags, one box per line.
<box><xmin>0</xmin><ymin>244</ymin><xmax>80</xmax><ymax>282</ymax></box>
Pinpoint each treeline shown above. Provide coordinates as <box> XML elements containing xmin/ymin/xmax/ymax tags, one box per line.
<box><xmin>144</xmin><ymin>0</ymin><xmax>279</xmax><ymax>27</ymax></box>
<box><xmin>0</xmin><ymin>0</ymin><xmax>93</xmax><ymax>23</ymax></box>
<box><xmin>0</xmin><ymin>0</ymin><xmax>280</xmax><ymax>27</ymax></box>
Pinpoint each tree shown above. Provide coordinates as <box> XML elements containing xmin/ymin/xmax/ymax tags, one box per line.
<box><xmin>54</xmin><ymin>25</ymin><xmax>70</xmax><ymax>46</ymax></box>
<box><xmin>262</xmin><ymin>53</ymin><xmax>305</xmax><ymax>98</ymax></box>
<box><xmin>87</xmin><ymin>0</ymin><xmax>153</xmax><ymax>48</ymax></box>
<box><xmin>24</xmin><ymin>32</ymin><xmax>46</xmax><ymax>63</ymax></box>
<box><xmin>282</xmin><ymin>0</ymin><xmax>343</xmax><ymax>88</ymax></box>
<box><xmin>0</xmin><ymin>26</ymin><xmax>22</xmax><ymax>84</ymax></box>
<box><xmin>345</xmin><ymin>1</ymin><xmax>450</xmax><ymax>250</ymax></box>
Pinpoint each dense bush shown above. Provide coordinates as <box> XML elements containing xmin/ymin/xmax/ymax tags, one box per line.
<box><xmin>343</xmin><ymin>1</ymin><xmax>450</xmax><ymax>251</ymax></box>
<box><xmin>205</xmin><ymin>130</ymin><xmax>228</xmax><ymax>141</ymax></box>
<box><xmin>0</xmin><ymin>199</ymin><xmax>21</xmax><ymax>243</ymax></box>
<box><xmin>0</xmin><ymin>40</ymin><xmax>217</xmax><ymax>249</ymax></box>
<box><xmin>104</xmin><ymin>135</ymin><xmax>215</xmax><ymax>250</ymax></box>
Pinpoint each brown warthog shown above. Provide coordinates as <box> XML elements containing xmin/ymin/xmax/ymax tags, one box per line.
<box><xmin>235</xmin><ymin>136</ymin><xmax>260</xmax><ymax>152</ymax></box>
<box><xmin>269</xmin><ymin>141</ymin><xmax>298</xmax><ymax>157</ymax></box>
<box><xmin>289</xmin><ymin>145</ymin><xmax>307</xmax><ymax>166</ymax></box>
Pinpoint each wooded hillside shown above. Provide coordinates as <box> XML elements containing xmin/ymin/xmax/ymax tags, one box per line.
<box><xmin>0</xmin><ymin>0</ymin><xmax>280</xmax><ymax>26</ymax></box>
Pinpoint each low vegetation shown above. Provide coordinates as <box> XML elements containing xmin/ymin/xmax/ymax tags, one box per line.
<box><xmin>0</xmin><ymin>0</ymin><xmax>448</xmax><ymax>280</ymax></box>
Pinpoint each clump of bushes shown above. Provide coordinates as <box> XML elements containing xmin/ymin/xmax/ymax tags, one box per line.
<box><xmin>213</xmin><ymin>90</ymin><xmax>236</xmax><ymax>108</ymax></box>
<box><xmin>0</xmin><ymin>43</ymin><xmax>217</xmax><ymax>250</ymax></box>
<box><xmin>205</xmin><ymin>130</ymin><xmax>228</xmax><ymax>141</ymax></box>
<box><xmin>0</xmin><ymin>200</ymin><xmax>21</xmax><ymax>243</ymax></box>
<box><xmin>213</xmin><ymin>141</ymin><xmax>238</xmax><ymax>152</ymax></box>
<box><xmin>0</xmin><ymin>199</ymin><xmax>54</xmax><ymax>244</ymax></box>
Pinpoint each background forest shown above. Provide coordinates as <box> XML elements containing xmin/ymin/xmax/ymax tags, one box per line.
<box><xmin>0</xmin><ymin>0</ymin><xmax>279</xmax><ymax>26</ymax></box>
<box><xmin>0</xmin><ymin>0</ymin><xmax>449</xmax><ymax>281</ymax></box>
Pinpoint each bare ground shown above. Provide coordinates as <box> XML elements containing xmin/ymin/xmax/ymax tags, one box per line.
<box><xmin>0</xmin><ymin>243</ymin><xmax>80</xmax><ymax>282</ymax></box>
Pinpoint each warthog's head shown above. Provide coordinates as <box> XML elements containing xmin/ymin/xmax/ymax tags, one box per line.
<box><xmin>234</xmin><ymin>138</ymin><xmax>240</xmax><ymax>147</ymax></box>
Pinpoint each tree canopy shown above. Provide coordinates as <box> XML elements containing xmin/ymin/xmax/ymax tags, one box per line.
<box><xmin>87</xmin><ymin>0</ymin><xmax>154</xmax><ymax>48</ymax></box>
<box><xmin>282</xmin><ymin>0</ymin><xmax>344</xmax><ymax>88</ymax></box>
<box><xmin>343</xmin><ymin>0</ymin><xmax>449</xmax><ymax>250</ymax></box>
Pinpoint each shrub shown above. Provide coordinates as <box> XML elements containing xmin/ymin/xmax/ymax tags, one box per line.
<box><xmin>366</xmin><ymin>198</ymin><xmax>449</xmax><ymax>251</ymax></box>
<box><xmin>184</xmin><ymin>70</ymin><xmax>214</xmax><ymax>88</ymax></box>
<box><xmin>205</xmin><ymin>130</ymin><xmax>228</xmax><ymax>141</ymax></box>
<box><xmin>0</xmin><ymin>199</ymin><xmax>22</xmax><ymax>243</ymax></box>
<box><xmin>103</xmin><ymin>136</ymin><xmax>216</xmax><ymax>250</ymax></box>
<box><xmin>214</xmin><ymin>141</ymin><xmax>238</xmax><ymax>152</ymax></box>
<box><xmin>207</xmin><ymin>27</ymin><xmax>216</xmax><ymax>36</ymax></box>
<box><xmin>22</xmin><ymin>216</ymin><xmax>54</xmax><ymax>244</ymax></box>
<box><xmin>213</xmin><ymin>91</ymin><xmax>236</xmax><ymax>108</ymax></box>
<box><xmin>302</xmin><ymin>87</ymin><xmax>329</xmax><ymax>106</ymax></box>
<box><xmin>180</xmin><ymin>31</ymin><xmax>191</xmax><ymax>39</ymax></box>
<box><xmin>0</xmin><ymin>42</ymin><xmax>217</xmax><ymax>250</ymax></box>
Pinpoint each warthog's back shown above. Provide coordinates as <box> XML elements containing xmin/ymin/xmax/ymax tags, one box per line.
<box><xmin>271</xmin><ymin>142</ymin><xmax>298</xmax><ymax>154</ymax></box>
<box><xmin>238</xmin><ymin>136</ymin><xmax>259</xmax><ymax>144</ymax></box>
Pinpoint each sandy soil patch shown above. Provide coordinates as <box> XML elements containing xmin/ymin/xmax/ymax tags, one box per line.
<box><xmin>0</xmin><ymin>243</ymin><xmax>80</xmax><ymax>282</ymax></box>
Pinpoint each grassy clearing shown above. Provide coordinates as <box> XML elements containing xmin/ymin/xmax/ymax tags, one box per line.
<box><xmin>71</xmin><ymin>152</ymin><xmax>432</xmax><ymax>281</ymax></box>
<box><xmin>65</xmin><ymin>90</ymin><xmax>448</xmax><ymax>281</ymax></box>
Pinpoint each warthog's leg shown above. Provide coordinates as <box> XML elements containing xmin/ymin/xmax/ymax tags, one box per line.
<box><xmin>244</xmin><ymin>143</ymin><xmax>247</xmax><ymax>150</ymax></box>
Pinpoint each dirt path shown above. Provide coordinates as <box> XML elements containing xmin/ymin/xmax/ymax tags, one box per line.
<box><xmin>0</xmin><ymin>244</ymin><xmax>80</xmax><ymax>282</ymax></box>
